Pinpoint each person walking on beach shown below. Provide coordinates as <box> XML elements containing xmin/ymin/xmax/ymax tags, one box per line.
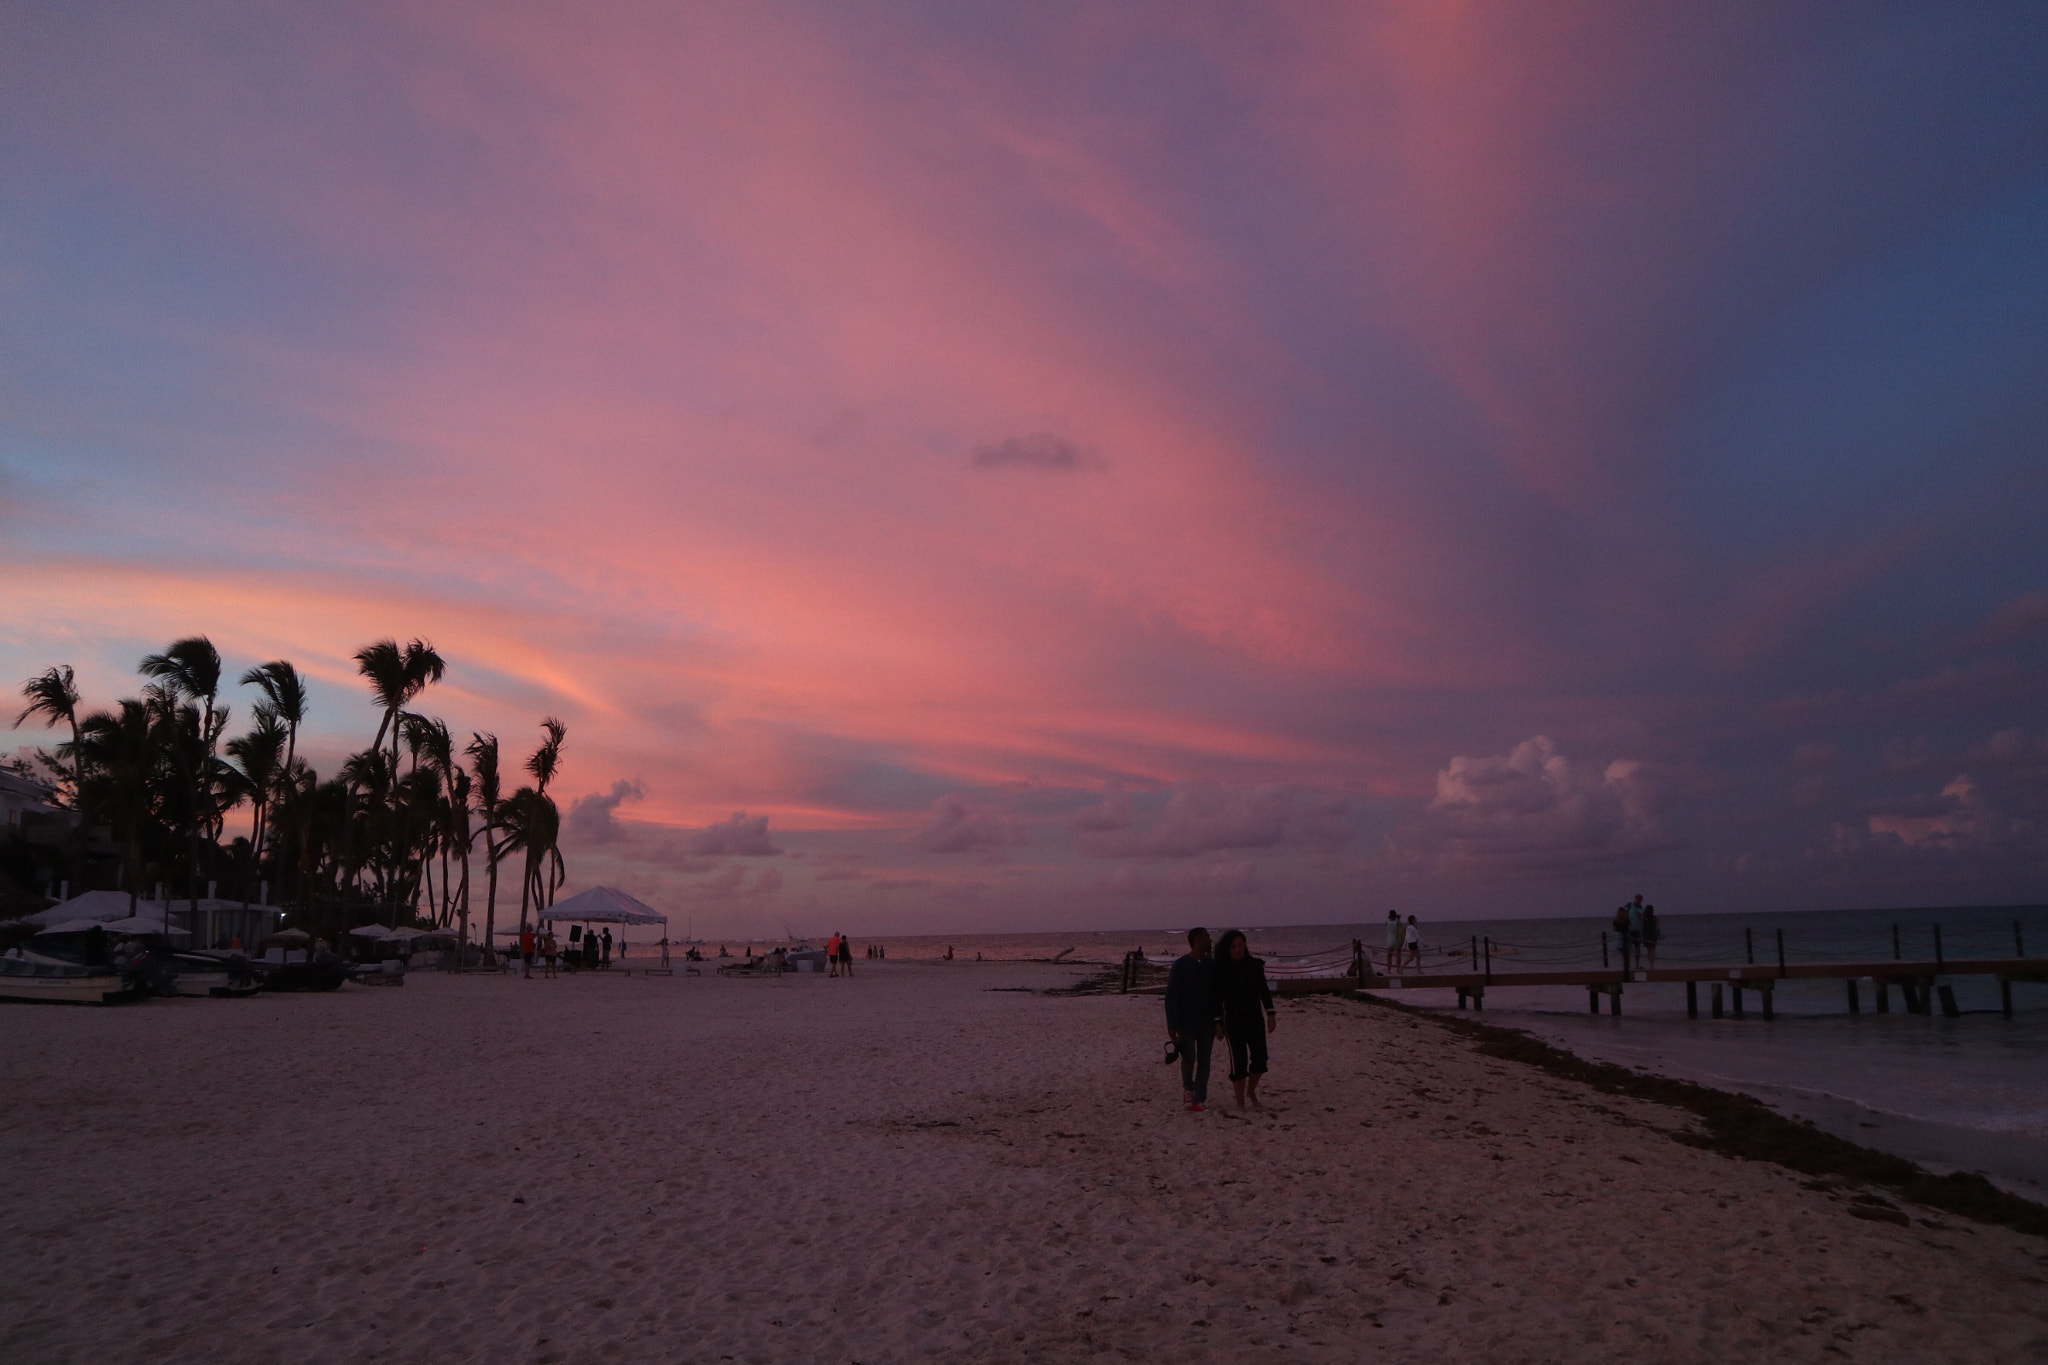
<box><xmin>1384</xmin><ymin>910</ymin><xmax>1405</xmax><ymax>974</ymax></box>
<box><xmin>1213</xmin><ymin>930</ymin><xmax>1276</xmax><ymax>1111</ymax></box>
<box><xmin>1165</xmin><ymin>927</ymin><xmax>1222</xmax><ymax>1111</ymax></box>
<box><xmin>519</xmin><ymin>926</ymin><xmax>536</xmax><ymax>979</ymax></box>
<box><xmin>601</xmin><ymin>928</ymin><xmax>613</xmax><ymax>966</ymax></box>
<box><xmin>1641</xmin><ymin>903</ymin><xmax>1661</xmax><ymax>969</ymax></box>
<box><xmin>541</xmin><ymin>929</ymin><xmax>559</xmax><ymax>978</ymax></box>
<box><xmin>826</xmin><ymin>932</ymin><xmax>842</xmax><ymax>977</ymax></box>
<box><xmin>838</xmin><ymin>932</ymin><xmax>854</xmax><ymax>977</ymax></box>
<box><xmin>1403</xmin><ymin>914</ymin><xmax>1423</xmax><ymax>973</ymax></box>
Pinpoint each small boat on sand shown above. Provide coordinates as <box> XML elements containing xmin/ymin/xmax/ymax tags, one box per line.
<box><xmin>0</xmin><ymin>949</ymin><xmax>138</xmax><ymax>1005</ymax></box>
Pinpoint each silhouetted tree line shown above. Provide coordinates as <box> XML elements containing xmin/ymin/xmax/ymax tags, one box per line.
<box><xmin>11</xmin><ymin>637</ymin><xmax>567</xmax><ymax>946</ymax></box>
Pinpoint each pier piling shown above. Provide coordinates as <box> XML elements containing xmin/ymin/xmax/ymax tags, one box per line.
<box><xmin>2000</xmin><ymin>978</ymin><xmax>2013</xmax><ymax>1019</ymax></box>
<box><xmin>1686</xmin><ymin>979</ymin><xmax>1698</xmax><ymax>1018</ymax></box>
<box><xmin>1711</xmin><ymin>983</ymin><xmax>1724</xmax><ymax>1018</ymax></box>
<box><xmin>1732</xmin><ymin>983</ymin><xmax>1744</xmax><ymax>1018</ymax></box>
<box><xmin>1846</xmin><ymin>978</ymin><xmax>1859</xmax><ymax>1014</ymax></box>
<box><xmin>1938</xmin><ymin>984</ymin><xmax>1959</xmax><ymax>1018</ymax></box>
<box><xmin>1876</xmin><ymin>979</ymin><xmax>1889</xmax><ymax>1012</ymax></box>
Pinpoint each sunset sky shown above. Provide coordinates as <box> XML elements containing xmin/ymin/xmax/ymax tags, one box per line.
<box><xmin>4</xmin><ymin>3</ymin><xmax>2046</xmax><ymax>936</ymax></box>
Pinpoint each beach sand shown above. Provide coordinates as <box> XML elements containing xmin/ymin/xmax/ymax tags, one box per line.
<box><xmin>2</xmin><ymin>961</ymin><xmax>2044</xmax><ymax>1363</ymax></box>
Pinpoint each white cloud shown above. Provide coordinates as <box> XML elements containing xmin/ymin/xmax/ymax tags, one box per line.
<box><xmin>1394</xmin><ymin>735</ymin><xmax>1671</xmax><ymax>876</ymax></box>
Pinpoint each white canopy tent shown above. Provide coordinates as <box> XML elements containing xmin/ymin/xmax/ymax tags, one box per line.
<box><xmin>538</xmin><ymin>886</ymin><xmax>667</xmax><ymax>927</ymax></box>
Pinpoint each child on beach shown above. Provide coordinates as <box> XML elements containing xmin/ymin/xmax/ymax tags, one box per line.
<box><xmin>1214</xmin><ymin>930</ymin><xmax>1276</xmax><ymax>1111</ymax></box>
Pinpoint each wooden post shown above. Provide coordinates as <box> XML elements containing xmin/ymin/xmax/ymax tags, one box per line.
<box><xmin>2000</xmin><ymin>978</ymin><xmax>2013</xmax><ymax>1019</ymax></box>
<box><xmin>1456</xmin><ymin>986</ymin><xmax>1467</xmax><ymax>1009</ymax></box>
<box><xmin>1711</xmin><ymin>983</ymin><xmax>1724</xmax><ymax>1019</ymax></box>
<box><xmin>1876</xmin><ymin>979</ymin><xmax>1890</xmax><ymax>1013</ymax></box>
<box><xmin>1609</xmin><ymin>984</ymin><xmax>1621</xmax><ymax>1016</ymax></box>
<box><xmin>1686</xmin><ymin>979</ymin><xmax>1698</xmax><ymax>1018</ymax></box>
<box><xmin>1588</xmin><ymin>986</ymin><xmax>1600</xmax><ymax>1014</ymax></box>
<box><xmin>1732</xmin><ymin>983</ymin><xmax>1744</xmax><ymax>1018</ymax></box>
<box><xmin>1846</xmin><ymin>978</ymin><xmax>1859</xmax><ymax>1014</ymax></box>
<box><xmin>1937</xmin><ymin>984</ymin><xmax>1959</xmax><ymax>1018</ymax></box>
<box><xmin>1761</xmin><ymin>980</ymin><xmax>1775</xmax><ymax>1022</ymax></box>
<box><xmin>1472</xmin><ymin>984</ymin><xmax>1483</xmax><ymax>1012</ymax></box>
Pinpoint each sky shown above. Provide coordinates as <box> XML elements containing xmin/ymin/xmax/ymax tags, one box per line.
<box><xmin>3</xmin><ymin>2</ymin><xmax>2046</xmax><ymax>937</ymax></box>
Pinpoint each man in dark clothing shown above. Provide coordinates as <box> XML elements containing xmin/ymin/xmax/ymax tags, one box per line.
<box><xmin>1164</xmin><ymin>926</ymin><xmax>1222</xmax><ymax>1111</ymax></box>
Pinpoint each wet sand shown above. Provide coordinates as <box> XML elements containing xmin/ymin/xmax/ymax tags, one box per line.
<box><xmin>2</xmin><ymin>961</ymin><xmax>2044</xmax><ymax>1363</ymax></box>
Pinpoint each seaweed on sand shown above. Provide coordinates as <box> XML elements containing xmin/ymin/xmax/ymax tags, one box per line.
<box><xmin>1357</xmin><ymin>993</ymin><xmax>2048</xmax><ymax>1239</ymax></box>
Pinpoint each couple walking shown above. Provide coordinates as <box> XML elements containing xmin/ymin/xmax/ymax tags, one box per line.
<box><xmin>1164</xmin><ymin>927</ymin><xmax>1275</xmax><ymax>1112</ymax></box>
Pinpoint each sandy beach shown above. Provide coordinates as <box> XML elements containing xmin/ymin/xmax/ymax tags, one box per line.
<box><xmin>3</xmin><ymin>961</ymin><xmax>2045</xmax><ymax>1364</ymax></box>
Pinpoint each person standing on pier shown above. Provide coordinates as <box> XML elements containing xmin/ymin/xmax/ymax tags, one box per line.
<box><xmin>1384</xmin><ymin>910</ymin><xmax>1405</xmax><ymax>974</ymax></box>
<box><xmin>1641</xmin><ymin>904</ymin><xmax>1661</xmax><ymax>969</ymax></box>
<box><xmin>1403</xmin><ymin>915</ymin><xmax>1424</xmax><ymax>973</ymax></box>
<box><xmin>1611</xmin><ymin>904</ymin><xmax>1632</xmax><ymax>971</ymax></box>
<box><xmin>1214</xmin><ymin>930</ymin><xmax>1276</xmax><ymax>1110</ymax></box>
<box><xmin>1165</xmin><ymin>927</ymin><xmax>1222</xmax><ymax>1112</ymax></box>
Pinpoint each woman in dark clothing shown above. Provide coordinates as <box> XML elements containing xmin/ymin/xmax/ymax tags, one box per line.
<box><xmin>1213</xmin><ymin>929</ymin><xmax>1277</xmax><ymax>1110</ymax></box>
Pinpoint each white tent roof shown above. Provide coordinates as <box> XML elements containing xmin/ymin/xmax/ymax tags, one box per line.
<box><xmin>538</xmin><ymin>886</ymin><xmax>667</xmax><ymax>926</ymax></box>
<box><xmin>27</xmin><ymin>892</ymin><xmax>282</xmax><ymax>928</ymax></box>
<box><xmin>27</xmin><ymin>890</ymin><xmax>149</xmax><ymax>926</ymax></box>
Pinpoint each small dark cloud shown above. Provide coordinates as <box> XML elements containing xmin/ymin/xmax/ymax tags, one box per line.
<box><xmin>687</xmin><ymin>811</ymin><xmax>784</xmax><ymax>856</ymax></box>
<box><xmin>566</xmin><ymin>779</ymin><xmax>645</xmax><ymax>844</ymax></box>
<box><xmin>914</xmin><ymin>794</ymin><xmax>1019</xmax><ymax>853</ymax></box>
<box><xmin>969</xmin><ymin>432</ymin><xmax>1101</xmax><ymax>472</ymax></box>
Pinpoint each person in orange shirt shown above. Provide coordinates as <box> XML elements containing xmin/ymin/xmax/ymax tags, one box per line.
<box><xmin>826</xmin><ymin>932</ymin><xmax>843</xmax><ymax>977</ymax></box>
<box><xmin>519</xmin><ymin>927</ymin><xmax>536</xmax><ymax>979</ymax></box>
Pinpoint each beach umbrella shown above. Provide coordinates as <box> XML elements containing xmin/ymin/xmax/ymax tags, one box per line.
<box><xmin>347</xmin><ymin>924</ymin><xmax>388</xmax><ymax>939</ymax></box>
<box><xmin>262</xmin><ymin>929</ymin><xmax>312</xmax><ymax>947</ymax></box>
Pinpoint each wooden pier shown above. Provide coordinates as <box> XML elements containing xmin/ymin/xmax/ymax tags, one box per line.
<box><xmin>1258</xmin><ymin>956</ymin><xmax>2046</xmax><ymax>1020</ymax></box>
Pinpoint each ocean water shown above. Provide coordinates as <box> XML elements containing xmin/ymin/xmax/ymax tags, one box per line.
<box><xmin>827</xmin><ymin>906</ymin><xmax>2048</xmax><ymax>1195</ymax></box>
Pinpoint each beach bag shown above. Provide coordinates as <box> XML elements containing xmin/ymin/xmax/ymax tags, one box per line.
<box><xmin>1163</xmin><ymin>1038</ymin><xmax>1181</xmax><ymax>1065</ymax></box>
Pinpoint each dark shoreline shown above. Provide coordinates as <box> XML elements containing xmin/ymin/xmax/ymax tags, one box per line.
<box><xmin>1358</xmin><ymin>992</ymin><xmax>2048</xmax><ymax>1239</ymax></box>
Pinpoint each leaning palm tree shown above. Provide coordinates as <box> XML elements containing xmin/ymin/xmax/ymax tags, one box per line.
<box><xmin>238</xmin><ymin>660</ymin><xmax>308</xmax><ymax>776</ymax></box>
<box><xmin>13</xmin><ymin>666</ymin><xmax>86</xmax><ymax>888</ymax></box>
<box><xmin>496</xmin><ymin>786</ymin><xmax>562</xmax><ymax>936</ymax></box>
<box><xmin>353</xmin><ymin>639</ymin><xmax>445</xmax><ymax>772</ymax></box>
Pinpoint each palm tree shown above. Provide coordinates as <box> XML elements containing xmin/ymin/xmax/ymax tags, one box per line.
<box><xmin>238</xmin><ymin>661</ymin><xmax>308</xmax><ymax>776</ymax></box>
<box><xmin>140</xmin><ymin>638</ymin><xmax>227</xmax><ymax>917</ymax></box>
<box><xmin>71</xmin><ymin>700</ymin><xmax>164</xmax><ymax>911</ymax></box>
<box><xmin>353</xmin><ymin>639</ymin><xmax>445</xmax><ymax>772</ymax></box>
<box><xmin>13</xmin><ymin>666</ymin><xmax>85</xmax><ymax>889</ymax></box>
<box><xmin>466</xmin><ymin>733</ymin><xmax>503</xmax><ymax>957</ymax></box>
<box><xmin>526</xmin><ymin>717</ymin><xmax>566</xmax><ymax>795</ymax></box>
<box><xmin>496</xmin><ymin>786</ymin><xmax>562</xmax><ymax>936</ymax></box>
<box><xmin>225</xmin><ymin>708</ymin><xmax>287</xmax><ymax>904</ymax></box>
